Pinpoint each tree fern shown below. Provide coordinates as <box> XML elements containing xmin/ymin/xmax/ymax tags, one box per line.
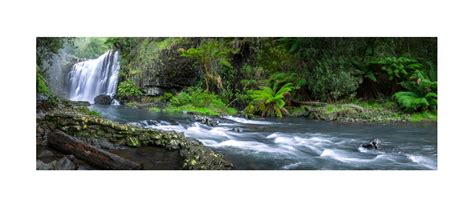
<box><xmin>245</xmin><ymin>83</ymin><xmax>294</xmax><ymax>118</ymax></box>
<box><xmin>393</xmin><ymin>70</ymin><xmax>437</xmax><ymax>112</ymax></box>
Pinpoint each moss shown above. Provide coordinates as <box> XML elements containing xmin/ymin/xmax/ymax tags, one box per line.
<box><xmin>126</xmin><ymin>137</ymin><xmax>141</xmax><ymax>147</ymax></box>
<box><xmin>299</xmin><ymin>101</ymin><xmax>418</xmax><ymax>123</ymax></box>
<box><xmin>152</xmin><ymin>104</ymin><xmax>237</xmax><ymax>116</ymax></box>
<box><xmin>77</xmin><ymin>107</ymin><xmax>101</xmax><ymax>117</ymax></box>
<box><xmin>151</xmin><ymin>87</ymin><xmax>237</xmax><ymax>116</ymax></box>
<box><xmin>122</xmin><ymin>101</ymin><xmax>137</xmax><ymax>108</ymax></box>
<box><xmin>37</xmin><ymin>72</ymin><xmax>50</xmax><ymax>95</ymax></box>
<box><xmin>38</xmin><ymin>100</ymin><xmax>233</xmax><ymax>169</ymax></box>
<box><xmin>408</xmin><ymin>111</ymin><xmax>437</xmax><ymax>122</ymax></box>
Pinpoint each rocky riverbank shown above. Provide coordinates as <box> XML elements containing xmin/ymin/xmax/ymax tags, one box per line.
<box><xmin>288</xmin><ymin>102</ymin><xmax>437</xmax><ymax>123</ymax></box>
<box><xmin>36</xmin><ymin>94</ymin><xmax>233</xmax><ymax>170</ymax></box>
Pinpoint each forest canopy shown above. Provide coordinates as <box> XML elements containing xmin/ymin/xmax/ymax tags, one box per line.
<box><xmin>37</xmin><ymin>37</ymin><xmax>437</xmax><ymax>119</ymax></box>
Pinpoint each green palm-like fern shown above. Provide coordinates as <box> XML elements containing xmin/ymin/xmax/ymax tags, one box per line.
<box><xmin>394</xmin><ymin>70</ymin><xmax>437</xmax><ymax>112</ymax></box>
<box><xmin>245</xmin><ymin>83</ymin><xmax>294</xmax><ymax>118</ymax></box>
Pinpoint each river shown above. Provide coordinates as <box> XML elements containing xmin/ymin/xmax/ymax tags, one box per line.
<box><xmin>91</xmin><ymin>105</ymin><xmax>437</xmax><ymax>170</ymax></box>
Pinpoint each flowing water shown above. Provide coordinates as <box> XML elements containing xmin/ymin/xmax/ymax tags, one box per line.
<box><xmin>67</xmin><ymin>50</ymin><xmax>120</xmax><ymax>103</ymax></box>
<box><xmin>91</xmin><ymin>105</ymin><xmax>437</xmax><ymax>170</ymax></box>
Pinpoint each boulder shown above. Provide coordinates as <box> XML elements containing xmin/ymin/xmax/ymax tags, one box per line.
<box><xmin>361</xmin><ymin>138</ymin><xmax>382</xmax><ymax>150</ymax></box>
<box><xmin>36</xmin><ymin>155</ymin><xmax>77</xmax><ymax>170</ymax></box>
<box><xmin>69</xmin><ymin>101</ymin><xmax>90</xmax><ymax>106</ymax></box>
<box><xmin>94</xmin><ymin>94</ymin><xmax>113</xmax><ymax>105</ymax></box>
<box><xmin>232</xmin><ymin>127</ymin><xmax>243</xmax><ymax>133</ymax></box>
<box><xmin>144</xmin><ymin>86</ymin><xmax>163</xmax><ymax>96</ymax></box>
<box><xmin>37</xmin><ymin>93</ymin><xmax>49</xmax><ymax>102</ymax></box>
<box><xmin>194</xmin><ymin>115</ymin><xmax>219</xmax><ymax>127</ymax></box>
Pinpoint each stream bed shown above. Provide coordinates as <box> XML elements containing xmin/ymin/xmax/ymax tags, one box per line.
<box><xmin>91</xmin><ymin>105</ymin><xmax>437</xmax><ymax>170</ymax></box>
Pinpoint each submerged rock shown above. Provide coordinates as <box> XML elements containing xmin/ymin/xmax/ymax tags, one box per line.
<box><xmin>232</xmin><ymin>127</ymin><xmax>243</xmax><ymax>133</ymax></box>
<box><xmin>94</xmin><ymin>94</ymin><xmax>113</xmax><ymax>105</ymax></box>
<box><xmin>361</xmin><ymin>138</ymin><xmax>382</xmax><ymax>150</ymax></box>
<box><xmin>194</xmin><ymin>115</ymin><xmax>219</xmax><ymax>127</ymax></box>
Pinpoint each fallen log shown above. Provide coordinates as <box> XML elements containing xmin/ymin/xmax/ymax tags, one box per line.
<box><xmin>48</xmin><ymin>130</ymin><xmax>142</xmax><ymax>170</ymax></box>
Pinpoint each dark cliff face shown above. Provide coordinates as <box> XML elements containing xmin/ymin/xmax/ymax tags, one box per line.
<box><xmin>129</xmin><ymin>40</ymin><xmax>200</xmax><ymax>96</ymax></box>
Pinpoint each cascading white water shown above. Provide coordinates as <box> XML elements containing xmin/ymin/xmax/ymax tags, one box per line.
<box><xmin>68</xmin><ymin>50</ymin><xmax>120</xmax><ymax>103</ymax></box>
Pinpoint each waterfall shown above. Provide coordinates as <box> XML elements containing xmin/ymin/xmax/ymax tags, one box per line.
<box><xmin>68</xmin><ymin>50</ymin><xmax>120</xmax><ymax>103</ymax></box>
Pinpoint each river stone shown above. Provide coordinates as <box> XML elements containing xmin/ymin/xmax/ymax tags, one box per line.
<box><xmin>361</xmin><ymin>138</ymin><xmax>382</xmax><ymax>150</ymax></box>
<box><xmin>36</xmin><ymin>155</ymin><xmax>77</xmax><ymax>170</ymax></box>
<box><xmin>126</xmin><ymin>137</ymin><xmax>141</xmax><ymax>147</ymax></box>
<box><xmin>232</xmin><ymin>127</ymin><xmax>243</xmax><ymax>133</ymax></box>
<box><xmin>69</xmin><ymin>101</ymin><xmax>90</xmax><ymax>106</ymax></box>
<box><xmin>94</xmin><ymin>94</ymin><xmax>113</xmax><ymax>105</ymax></box>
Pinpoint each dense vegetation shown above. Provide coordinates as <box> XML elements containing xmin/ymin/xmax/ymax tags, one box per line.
<box><xmin>37</xmin><ymin>37</ymin><xmax>437</xmax><ymax>121</ymax></box>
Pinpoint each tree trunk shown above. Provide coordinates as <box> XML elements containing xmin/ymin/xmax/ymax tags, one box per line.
<box><xmin>48</xmin><ymin>130</ymin><xmax>142</xmax><ymax>170</ymax></box>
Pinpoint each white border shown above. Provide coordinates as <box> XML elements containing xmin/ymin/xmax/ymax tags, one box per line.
<box><xmin>1</xmin><ymin>0</ymin><xmax>473</xmax><ymax>203</ymax></box>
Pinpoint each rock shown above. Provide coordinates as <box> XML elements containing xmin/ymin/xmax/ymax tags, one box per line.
<box><xmin>37</xmin><ymin>126</ymin><xmax>45</xmax><ymax>136</ymax></box>
<box><xmin>138</xmin><ymin>43</ymin><xmax>199</xmax><ymax>92</ymax></box>
<box><xmin>144</xmin><ymin>86</ymin><xmax>163</xmax><ymax>96</ymax></box>
<box><xmin>38</xmin><ymin>105</ymin><xmax>233</xmax><ymax>170</ymax></box>
<box><xmin>69</xmin><ymin>101</ymin><xmax>90</xmax><ymax>106</ymax></box>
<box><xmin>344</xmin><ymin>104</ymin><xmax>365</xmax><ymax>112</ymax></box>
<box><xmin>36</xmin><ymin>160</ymin><xmax>53</xmax><ymax>170</ymax></box>
<box><xmin>126</xmin><ymin>137</ymin><xmax>141</xmax><ymax>147</ymax></box>
<box><xmin>38</xmin><ymin>150</ymin><xmax>55</xmax><ymax>157</ymax></box>
<box><xmin>128</xmin><ymin>120</ymin><xmax>160</xmax><ymax>128</ymax></box>
<box><xmin>36</xmin><ymin>155</ymin><xmax>77</xmax><ymax>170</ymax></box>
<box><xmin>79</xmin><ymin>136</ymin><xmax>121</xmax><ymax>150</ymax></box>
<box><xmin>232</xmin><ymin>127</ymin><xmax>243</xmax><ymax>133</ymax></box>
<box><xmin>37</xmin><ymin>93</ymin><xmax>49</xmax><ymax>102</ymax></box>
<box><xmin>55</xmin><ymin>155</ymin><xmax>78</xmax><ymax>170</ymax></box>
<box><xmin>93</xmin><ymin>94</ymin><xmax>113</xmax><ymax>105</ymax></box>
<box><xmin>194</xmin><ymin>115</ymin><xmax>219</xmax><ymax>127</ymax></box>
<box><xmin>361</xmin><ymin>138</ymin><xmax>382</xmax><ymax>150</ymax></box>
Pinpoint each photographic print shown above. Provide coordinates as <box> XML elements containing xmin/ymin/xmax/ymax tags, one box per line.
<box><xmin>36</xmin><ymin>37</ymin><xmax>437</xmax><ymax>170</ymax></box>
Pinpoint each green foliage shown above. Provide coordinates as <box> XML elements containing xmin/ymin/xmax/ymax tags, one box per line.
<box><xmin>256</xmin><ymin>39</ymin><xmax>298</xmax><ymax>72</ymax></box>
<box><xmin>73</xmin><ymin>38</ymin><xmax>109</xmax><ymax>59</ymax></box>
<box><xmin>159</xmin><ymin>92</ymin><xmax>175</xmax><ymax>102</ymax></box>
<box><xmin>36</xmin><ymin>68</ymin><xmax>51</xmax><ymax>95</ymax></box>
<box><xmin>245</xmin><ymin>83</ymin><xmax>294</xmax><ymax>118</ymax></box>
<box><xmin>160</xmin><ymin>87</ymin><xmax>237</xmax><ymax>116</ymax></box>
<box><xmin>394</xmin><ymin>91</ymin><xmax>430</xmax><ymax>112</ymax></box>
<box><xmin>118</xmin><ymin>80</ymin><xmax>143</xmax><ymax>97</ymax></box>
<box><xmin>78</xmin><ymin>107</ymin><xmax>102</xmax><ymax>117</ymax></box>
<box><xmin>394</xmin><ymin>70</ymin><xmax>437</xmax><ymax>112</ymax></box>
<box><xmin>180</xmin><ymin>39</ymin><xmax>238</xmax><ymax>92</ymax></box>
<box><xmin>36</xmin><ymin>37</ymin><xmax>71</xmax><ymax>65</ymax></box>
<box><xmin>367</xmin><ymin>56</ymin><xmax>422</xmax><ymax>81</ymax></box>
<box><xmin>408</xmin><ymin>111</ymin><xmax>437</xmax><ymax>122</ymax></box>
<box><xmin>305</xmin><ymin>57</ymin><xmax>359</xmax><ymax>102</ymax></box>
<box><xmin>268</xmin><ymin>72</ymin><xmax>305</xmax><ymax>91</ymax></box>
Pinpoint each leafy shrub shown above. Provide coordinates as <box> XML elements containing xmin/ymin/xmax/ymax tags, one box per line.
<box><xmin>393</xmin><ymin>70</ymin><xmax>437</xmax><ymax>112</ymax></box>
<box><xmin>117</xmin><ymin>80</ymin><xmax>143</xmax><ymax>97</ymax></box>
<box><xmin>180</xmin><ymin>39</ymin><xmax>238</xmax><ymax>92</ymax></box>
<box><xmin>37</xmin><ymin>68</ymin><xmax>51</xmax><ymax>95</ymax></box>
<box><xmin>305</xmin><ymin>58</ymin><xmax>359</xmax><ymax>102</ymax></box>
<box><xmin>245</xmin><ymin>83</ymin><xmax>294</xmax><ymax>118</ymax></box>
<box><xmin>158</xmin><ymin>92</ymin><xmax>175</xmax><ymax>102</ymax></box>
<box><xmin>268</xmin><ymin>72</ymin><xmax>306</xmax><ymax>91</ymax></box>
<box><xmin>77</xmin><ymin>107</ymin><xmax>101</xmax><ymax>117</ymax></box>
<box><xmin>355</xmin><ymin>56</ymin><xmax>424</xmax><ymax>99</ymax></box>
<box><xmin>367</xmin><ymin>56</ymin><xmax>423</xmax><ymax>81</ymax></box>
<box><xmin>163</xmin><ymin>87</ymin><xmax>237</xmax><ymax>116</ymax></box>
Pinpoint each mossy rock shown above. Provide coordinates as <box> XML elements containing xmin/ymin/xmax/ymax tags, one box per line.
<box><xmin>126</xmin><ymin>137</ymin><xmax>141</xmax><ymax>147</ymax></box>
